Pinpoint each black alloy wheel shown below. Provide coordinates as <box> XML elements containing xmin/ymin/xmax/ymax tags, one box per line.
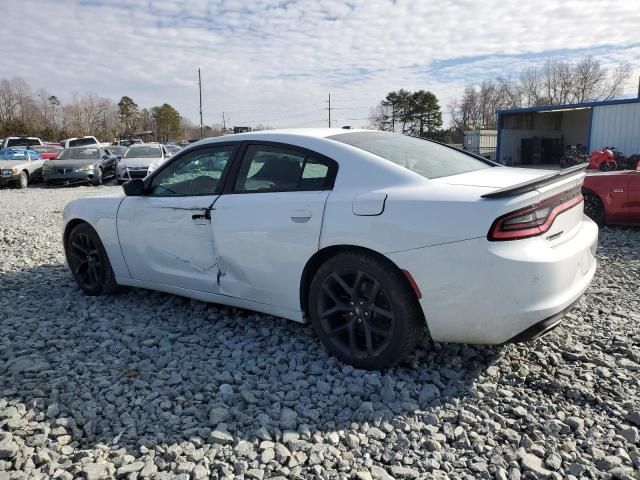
<box><xmin>66</xmin><ymin>223</ymin><xmax>118</xmax><ymax>295</ymax></box>
<box><xmin>583</xmin><ymin>192</ymin><xmax>605</xmax><ymax>226</ymax></box>
<box><xmin>318</xmin><ymin>270</ymin><xmax>396</xmax><ymax>359</ymax></box>
<box><xmin>309</xmin><ymin>251</ymin><xmax>424</xmax><ymax>370</ymax></box>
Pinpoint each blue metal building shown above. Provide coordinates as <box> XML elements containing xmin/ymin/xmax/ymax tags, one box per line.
<box><xmin>496</xmin><ymin>97</ymin><xmax>640</xmax><ymax>166</ymax></box>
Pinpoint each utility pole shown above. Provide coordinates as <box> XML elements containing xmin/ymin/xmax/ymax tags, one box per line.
<box><xmin>222</xmin><ymin>112</ymin><xmax>226</xmax><ymax>130</ymax></box>
<box><xmin>327</xmin><ymin>93</ymin><xmax>332</xmax><ymax>127</ymax></box>
<box><xmin>198</xmin><ymin>68</ymin><xmax>204</xmax><ymax>139</ymax></box>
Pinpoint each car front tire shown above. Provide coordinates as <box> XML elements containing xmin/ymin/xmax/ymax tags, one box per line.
<box><xmin>66</xmin><ymin>223</ymin><xmax>119</xmax><ymax>296</ymax></box>
<box><xmin>92</xmin><ymin>167</ymin><xmax>103</xmax><ymax>186</ymax></box>
<box><xmin>309</xmin><ymin>251</ymin><xmax>424</xmax><ymax>370</ymax></box>
<box><xmin>18</xmin><ymin>171</ymin><xmax>28</xmax><ymax>189</ymax></box>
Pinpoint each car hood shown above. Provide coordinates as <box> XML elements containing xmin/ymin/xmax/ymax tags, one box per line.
<box><xmin>119</xmin><ymin>157</ymin><xmax>158</xmax><ymax>168</ymax></box>
<box><xmin>46</xmin><ymin>159</ymin><xmax>96</xmax><ymax>168</ymax></box>
<box><xmin>432</xmin><ymin>166</ymin><xmax>555</xmax><ymax>189</ymax></box>
<box><xmin>0</xmin><ymin>160</ymin><xmax>30</xmax><ymax>169</ymax></box>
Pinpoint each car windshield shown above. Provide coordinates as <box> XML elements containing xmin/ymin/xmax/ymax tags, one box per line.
<box><xmin>57</xmin><ymin>148</ymin><xmax>100</xmax><ymax>160</ymax></box>
<box><xmin>125</xmin><ymin>146</ymin><xmax>161</xmax><ymax>158</ymax></box>
<box><xmin>108</xmin><ymin>146</ymin><xmax>127</xmax><ymax>155</ymax></box>
<box><xmin>329</xmin><ymin>131</ymin><xmax>492</xmax><ymax>179</ymax></box>
<box><xmin>0</xmin><ymin>149</ymin><xmax>28</xmax><ymax>160</ymax></box>
<box><xmin>6</xmin><ymin>138</ymin><xmax>40</xmax><ymax>147</ymax></box>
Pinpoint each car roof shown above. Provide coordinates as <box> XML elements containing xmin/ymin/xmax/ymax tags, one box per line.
<box><xmin>188</xmin><ymin>128</ymin><xmax>372</xmax><ymax>148</ymax></box>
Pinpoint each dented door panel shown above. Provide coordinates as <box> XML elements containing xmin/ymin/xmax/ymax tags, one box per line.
<box><xmin>117</xmin><ymin>195</ymin><xmax>220</xmax><ymax>292</ymax></box>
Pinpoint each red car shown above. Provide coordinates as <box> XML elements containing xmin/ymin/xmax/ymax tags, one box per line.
<box><xmin>32</xmin><ymin>144</ymin><xmax>63</xmax><ymax>160</ymax></box>
<box><xmin>582</xmin><ymin>169</ymin><xmax>640</xmax><ymax>225</ymax></box>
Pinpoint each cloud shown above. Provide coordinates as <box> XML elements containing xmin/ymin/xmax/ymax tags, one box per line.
<box><xmin>4</xmin><ymin>0</ymin><xmax>640</xmax><ymax>128</ymax></box>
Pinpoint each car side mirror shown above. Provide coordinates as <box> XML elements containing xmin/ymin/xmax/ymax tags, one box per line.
<box><xmin>102</xmin><ymin>155</ymin><xmax>109</xmax><ymax>160</ymax></box>
<box><xmin>123</xmin><ymin>179</ymin><xmax>145</xmax><ymax>196</ymax></box>
<box><xmin>117</xmin><ymin>155</ymin><xmax>123</xmax><ymax>160</ymax></box>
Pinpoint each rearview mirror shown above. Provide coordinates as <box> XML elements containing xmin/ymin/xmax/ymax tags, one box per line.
<box><xmin>123</xmin><ymin>179</ymin><xmax>145</xmax><ymax>196</ymax></box>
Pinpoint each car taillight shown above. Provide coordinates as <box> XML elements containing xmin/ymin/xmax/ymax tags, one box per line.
<box><xmin>488</xmin><ymin>187</ymin><xmax>583</xmax><ymax>241</ymax></box>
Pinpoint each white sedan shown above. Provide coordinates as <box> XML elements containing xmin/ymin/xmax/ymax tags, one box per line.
<box><xmin>61</xmin><ymin>129</ymin><xmax>598</xmax><ymax>369</ymax></box>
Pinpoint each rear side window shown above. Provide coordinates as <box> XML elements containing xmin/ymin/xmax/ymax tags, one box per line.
<box><xmin>69</xmin><ymin>138</ymin><xmax>97</xmax><ymax>147</ymax></box>
<box><xmin>7</xmin><ymin>138</ymin><xmax>40</xmax><ymax>147</ymax></box>
<box><xmin>329</xmin><ymin>131</ymin><xmax>492</xmax><ymax>179</ymax></box>
<box><xmin>234</xmin><ymin>145</ymin><xmax>333</xmax><ymax>193</ymax></box>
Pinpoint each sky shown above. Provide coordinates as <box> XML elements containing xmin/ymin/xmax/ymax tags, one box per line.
<box><xmin>5</xmin><ymin>0</ymin><xmax>640</xmax><ymax>129</ymax></box>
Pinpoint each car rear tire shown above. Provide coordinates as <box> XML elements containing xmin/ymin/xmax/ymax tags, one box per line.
<box><xmin>583</xmin><ymin>192</ymin><xmax>605</xmax><ymax>226</ymax></box>
<box><xmin>66</xmin><ymin>223</ymin><xmax>119</xmax><ymax>296</ymax></box>
<box><xmin>309</xmin><ymin>251</ymin><xmax>424</xmax><ymax>370</ymax></box>
<box><xmin>18</xmin><ymin>171</ymin><xmax>28</xmax><ymax>189</ymax></box>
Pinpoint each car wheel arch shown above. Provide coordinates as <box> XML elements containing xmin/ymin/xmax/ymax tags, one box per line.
<box><xmin>581</xmin><ymin>187</ymin><xmax>607</xmax><ymax>222</ymax></box>
<box><xmin>299</xmin><ymin>244</ymin><xmax>426</xmax><ymax>322</ymax></box>
<box><xmin>63</xmin><ymin>219</ymin><xmax>90</xmax><ymax>248</ymax></box>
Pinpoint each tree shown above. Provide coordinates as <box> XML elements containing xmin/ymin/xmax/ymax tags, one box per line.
<box><xmin>369</xmin><ymin>89</ymin><xmax>443</xmax><ymax>138</ymax></box>
<box><xmin>449</xmin><ymin>56</ymin><xmax>632</xmax><ymax>132</ymax></box>
<box><xmin>117</xmin><ymin>96</ymin><xmax>139</xmax><ymax>135</ymax></box>
<box><xmin>408</xmin><ymin>90</ymin><xmax>442</xmax><ymax>138</ymax></box>
<box><xmin>152</xmin><ymin>103</ymin><xmax>181</xmax><ymax>142</ymax></box>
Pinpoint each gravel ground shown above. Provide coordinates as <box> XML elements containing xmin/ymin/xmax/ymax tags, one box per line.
<box><xmin>0</xmin><ymin>185</ymin><xmax>639</xmax><ymax>480</ymax></box>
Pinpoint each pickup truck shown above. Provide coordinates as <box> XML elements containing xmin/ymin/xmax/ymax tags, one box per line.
<box><xmin>2</xmin><ymin>136</ymin><xmax>43</xmax><ymax>148</ymax></box>
<box><xmin>59</xmin><ymin>136</ymin><xmax>101</xmax><ymax>149</ymax></box>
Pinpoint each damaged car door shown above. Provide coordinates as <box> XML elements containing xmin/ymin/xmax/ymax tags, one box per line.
<box><xmin>116</xmin><ymin>145</ymin><xmax>236</xmax><ymax>292</ymax></box>
<box><xmin>212</xmin><ymin>143</ymin><xmax>336</xmax><ymax>311</ymax></box>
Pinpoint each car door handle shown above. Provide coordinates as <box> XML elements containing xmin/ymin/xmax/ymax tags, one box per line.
<box><xmin>192</xmin><ymin>208</ymin><xmax>212</xmax><ymax>220</ymax></box>
<box><xmin>290</xmin><ymin>209</ymin><xmax>312</xmax><ymax>219</ymax></box>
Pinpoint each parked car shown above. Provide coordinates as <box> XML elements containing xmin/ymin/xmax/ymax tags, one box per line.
<box><xmin>582</xmin><ymin>169</ymin><xmax>640</xmax><ymax>225</ymax></box>
<box><xmin>116</xmin><ymin>143</ymin><xmax>170</xmax><ymax>183</ymax></box>
<box><xmin>0</xmin><ymin>148</ymin><xmax>44</xmax><ymax>188</ymax></box>
<box><xmin>32</xmin><ymin>144</ymin><xmax>63</xmax><ymax>160</ymax></box>
<box><xmin>2</xmin><ymin>136</ymin><xmax>43</xmax><ymax>149</ymax></box>
<box><xmin>59</xmin><ymin>136</ymin><xmax>100</xmax><ymax>149</ymax></box>
<box><xmin>43</xmin><ymin>147</ymin><xmax>116</xmax><ymax>186</ymax></box>
<box><xmin>61</xmin><ymin>129</ymin><xmax>597</xmax><ymax>369</ymax></box>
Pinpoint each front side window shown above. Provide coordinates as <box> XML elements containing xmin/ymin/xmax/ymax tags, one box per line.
<box><xmin>329</xmin><ymin>131</ymin><xmax>492</xmax><ymax>179</ymax></box>
<box><xmin>234</xmin><ymin>145</ymin><xmax>332</xmax><ymax>193</ymax></box>
<box><xmin>150</xmin><ymin>145</ymin><xmax>235</xmax><ymax>196</ymax></box>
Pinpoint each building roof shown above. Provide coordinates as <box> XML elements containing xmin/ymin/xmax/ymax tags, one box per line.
<box><xmin>497</xmin><ymin>97</ymin><xmax>640</xmax><ymax>115</ymax></box>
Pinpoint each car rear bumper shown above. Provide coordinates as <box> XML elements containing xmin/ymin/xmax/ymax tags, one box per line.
<box><xmin>387</xmin><ymin>215</ymin><xmax>598</xmax><ymax>344</ymax></box>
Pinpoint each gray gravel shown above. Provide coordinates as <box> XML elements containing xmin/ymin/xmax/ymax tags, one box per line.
<box><xmin>1</xmin><ymin>185</ymin><xmax>639</xmax><ymax>480</ymax></box>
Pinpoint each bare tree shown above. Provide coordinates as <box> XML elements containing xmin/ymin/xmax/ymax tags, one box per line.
<box><xmin>450</xmin><ymin>56</ymin><xmax>632</xmax><ymax>131</ymax></box>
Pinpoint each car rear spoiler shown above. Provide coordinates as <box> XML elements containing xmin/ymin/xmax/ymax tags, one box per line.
<box><xmin>481</xmin><ymin>164</ymin><xmax>588</xmax><ymax>199</ymax></box>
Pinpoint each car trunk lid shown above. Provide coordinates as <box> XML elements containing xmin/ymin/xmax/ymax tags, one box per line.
<box><xmin>434</xmin><ymin>165</ymin><xmax>587</xmax><ymax>245</ymax></box>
